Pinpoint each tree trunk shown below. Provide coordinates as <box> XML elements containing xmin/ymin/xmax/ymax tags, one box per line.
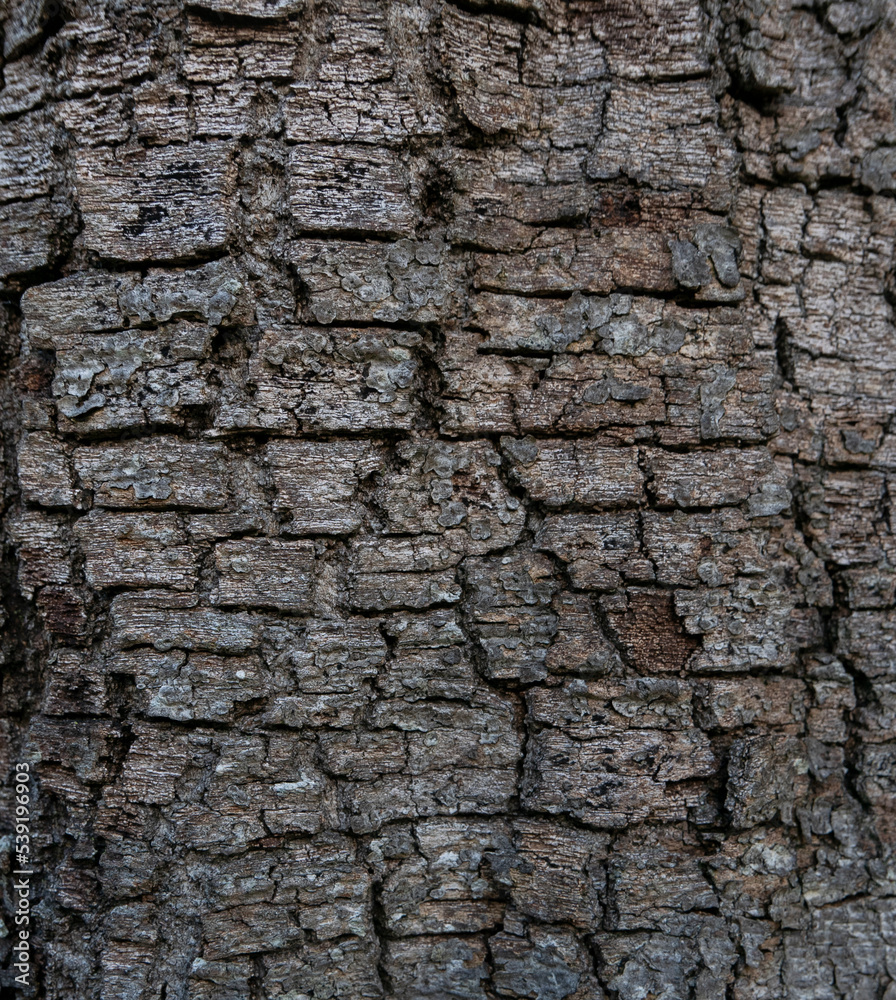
<box><xmin>1</xmin><ymin>0</ymin><xmax>895</xmax><ymax>997</ymax></box>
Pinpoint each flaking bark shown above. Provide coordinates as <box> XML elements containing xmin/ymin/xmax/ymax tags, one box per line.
<box><xmin>1</xmin><ymin>0</ymin><xmax>895</xmax><ymax>998</ymax></box>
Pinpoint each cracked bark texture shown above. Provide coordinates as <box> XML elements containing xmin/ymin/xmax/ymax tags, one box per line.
<box><xmin>0</xmin><ymin>0</ymin><xmax>895</xmax><ymax>998</ymax></box>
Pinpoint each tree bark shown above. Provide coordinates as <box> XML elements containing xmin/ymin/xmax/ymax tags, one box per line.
<box><xmin>1</xmin><ymin>0</ymin><xmax>895</xmax><ymax>997</ymax></box>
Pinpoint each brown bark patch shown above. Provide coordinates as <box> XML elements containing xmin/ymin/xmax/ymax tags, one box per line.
<box><xmin>604</xmin><ymin>589</ymin><xmax>698</xmax><ymax>672</ymax></box>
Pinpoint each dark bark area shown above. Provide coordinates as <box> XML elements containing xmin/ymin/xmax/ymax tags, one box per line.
<box><xmin>0</xmin><ymin>0</ymin><xmax>895</xmax><ymax>997</ymax></box>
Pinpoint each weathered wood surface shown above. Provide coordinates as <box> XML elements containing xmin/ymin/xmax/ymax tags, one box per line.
<box><xmin>0</xmin><ymin>0</ymin><xmax>895</xmax><ymax>997</ymax></box>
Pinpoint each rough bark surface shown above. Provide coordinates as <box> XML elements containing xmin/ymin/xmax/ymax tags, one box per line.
<box><xmin>1</xmin><ymin>0</ymin><xmax>895</xmax><ymax>998</ymax></box>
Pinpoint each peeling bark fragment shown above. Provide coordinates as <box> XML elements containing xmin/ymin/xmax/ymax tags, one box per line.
<box><xmin>214</xmin><ymin>538</ymin><xmax>316</xmax><ymax>612</ymax></box>
<box><xmin>588</xmin><ymin>82</ymin><xmax>739</xmax><ymax>210</ymax></box>
<box><xmin>75</xmin><ymin>511</ymin><xmax>198</xmax><ymax>590</ymax></box>
<box><xmin>74</xmin><ymin>438</ymin><xmax>234</xmax><ymax>509</ymax></box>
<box><xmin>502</xmin><ymin>438</ymin><xmax>643</xmax><ymax>508</ymax></box>
<box><xmin>288</xmin><ymin>144</ymin><xmax>418</xmax><ymax>236</ymax></box>
<box><xmin>522</xmin><ymin>725</ymin><xmax>715</xmax><ymax>828</ymax></box>
<box><xmin>265</xmin><ymin>439</ymin><xmax>384</xmax><ymax>535</ymax></box>
<box><xmin>75</xmin><ymin>143</ymin><xmax>238</xmax><ymax>261</ymax></box>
